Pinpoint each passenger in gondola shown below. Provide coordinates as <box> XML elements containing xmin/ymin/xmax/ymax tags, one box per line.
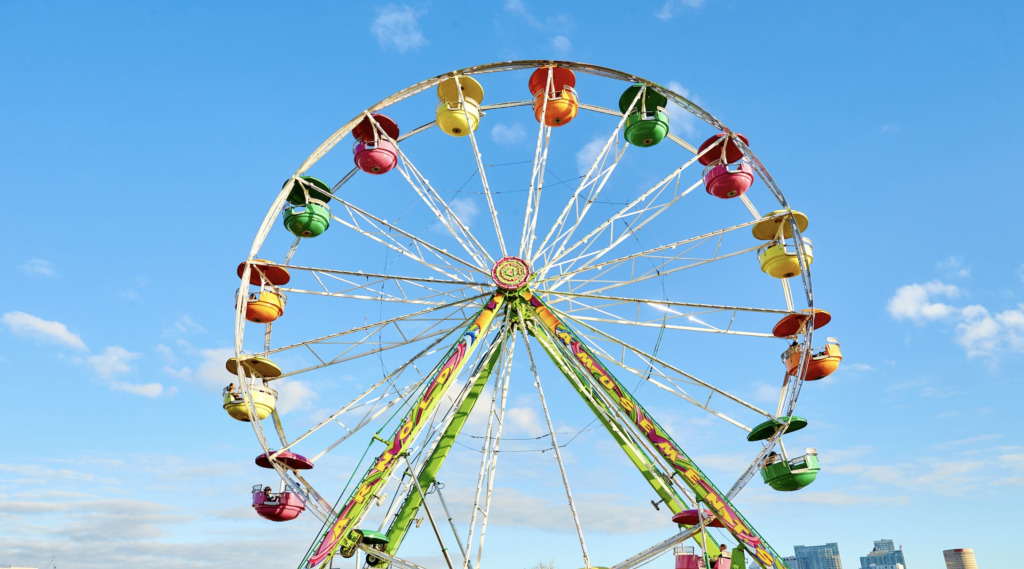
<box><xmin>763</xmin><ymin>452</ymin><xmax>779</xmax><ymax>466</ymax></box>
<box><xmin>223</xmin><ymin>383</ymin><xmax>240</xmax><ymax>400</ymax></box>
<box><xmin>714</xmin><ymin>544</ymin><xmax>732</xmax><ymax>569</ymax></box>
<box><xmin>781</xmin><ymin>341</ymin><xmax>799</xmax><ymax>361</ymax></box>
<box><xmin>263</xmin><ymin>486</ymin><xmax>276</xmax><ymax>502</ymax></box>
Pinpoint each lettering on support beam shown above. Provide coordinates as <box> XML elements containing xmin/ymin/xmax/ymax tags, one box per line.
<box><xmin>524</xmin><ymin>292</ymin><xmax>784</xmax><ymax>569</ymax></box>
<box><xmin>656</xmin><ymin>441</ymin><xmax>678</xmax><ymax>462</ymax></box>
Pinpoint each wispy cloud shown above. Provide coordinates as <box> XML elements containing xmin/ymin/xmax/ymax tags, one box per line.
<box><xmin>2</xmin><ymin>311</ymin><xmax>87</xmax><ymax>350</ymax></box>
<box><xmin>449</xmin><ymin>197</ymin><xmax>479</xmax><ymax>228</ymax></box>
<box><xmin>750</xmin><ymin>489</ymin><xmax>909</xmax><ymax>507</ymax></box>
<box><xmin>664</xmin><ymin>80</ymin><xmax>701</xmax><ymax>137</ymax></box>
<box><xmin>371</xmin><ymin>4</ymin><xmax>428</xmax><ymax>53</ymax></box>
<box><xmin>933</xmin><ymin>434</ymin><xmax>1002</xmax><ymax>449</ymax></box>
<box><xmin>120</xmin><ymin>275</ymin><xmax>150</xmax><ymax>300</ymax></box>
<box><xmin>939</xmin><ymin>255</ymin><xmax>971</xmax><ymax>278</ymax></box>
<box><xmin>275</xmin><ymin>379</ymin><xmax>318</xmax><ymax>415</ymax></box>
<box><xmin>165</xmin><ymin>315</ymin><xmax>205</xmax><ymax>335</ymax></box>
<box><xmin>551</xmin><ymin>35</ymin><xmax>571</xmax><ymax>56</ymax></box>
<box><xmin>505</xmin><ymin>406</ymin><xmax>545</xmax><ymax>437</ymax></box>
<box><xmin>109</xmin><ymin>380</ymin><xmax>175</xmax><ymax>398</ymax></box>
<box><xmin>20</xmin><ymin>258</ymin><xmax>57</xmax><ymax>277</ymax></box>
<box><xmin>655</xmin><ymin>0</ymin><xmax>706</xmax><ymax>21</ymax></box>
<box><xmin>575</xmin><ymin>136</ymin><xmax>606</xmax><ymax>175</ymax></box>
<box><xmin>753</xmin><ymin>382</ymin><xmax>780</xmax><ymax>404</ymax></box>
<box><xmin>192</xmin><ymin>347</ymin><xmax>235</xmax><ymax>390</ymax></box>
<box><xmin>491</xmin><ymin>123</ymin><xmax>528</xmax><ymax>145</ymax></box>
<box><xmin>504</xmin><ymin>0</ymin><xmax>542</xmax><ymax>28</ymax></box>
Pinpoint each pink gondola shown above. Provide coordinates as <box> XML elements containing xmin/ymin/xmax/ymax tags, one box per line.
<box><xmin>252</xmin><ymin>485</ymin><xmax>305</xmax><ymax>522</ymax></box>
<box><xmin>704</xmin><ymin>162</ymin><xmax>754</xmax><ymax>199</ymax></box>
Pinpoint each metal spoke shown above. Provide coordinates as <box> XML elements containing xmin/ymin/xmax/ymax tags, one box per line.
<box><xmin>542</xmin><ymin>291</ymin><xmax>787</xmax><ymax>338</ymax></box>
<box><xmin>519</xmin><ymin>71</ymin><xmax>553</xmax><ymax>258</ymax></box>
<box><xmin>536</xmin><ymin>218</ymin><xmax>759</xmax><ymax>290</ymax></box>
<box><xmin>561</xmin><ymin>309</ymin><xmax>773</xmax><ymax>423</ymax></box>
<box><xmin>529</xmin><ymin>91</ymin><xmax>636</xmax><ymax>266</ymax></box>
<box><xmin>390</xmin><ymin>138</ymin><xmax>494</xmax><ymax>269</ymax></box>
<box><xmin>540</xmin><ymin>169</ymin><xmax>705</xmax><ymax>285</ymax></box>
<box><xmin>331</xmin><ymin>197</ymin><xmax>483</xmax><ymax>282</ymax></box>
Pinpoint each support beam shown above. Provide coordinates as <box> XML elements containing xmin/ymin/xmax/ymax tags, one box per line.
<box><xmin>304</xmin><ymin>294</ymin><xmax>506</xmax><ymax>569</ymax></box>
<box><xmin>383</xmin><ymin>337</ymin><xmax>505</xmax><ymax>556</ymax></box>
<box><xmin>522</xmin><ymin>290</ymin><xmax>789</xmax><ymax>569</ymax></box>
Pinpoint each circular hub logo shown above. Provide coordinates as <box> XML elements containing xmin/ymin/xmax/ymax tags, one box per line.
<box><xmin>491</xmin><ymin>256</ymin><xmax>530</xmax><ymax>290</ymax></box>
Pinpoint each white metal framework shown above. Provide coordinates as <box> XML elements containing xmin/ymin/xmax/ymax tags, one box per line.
<box><xmin>232</xmin><ymin>61</ymin><xmax>817</xmax><ymax>569</ymax></box>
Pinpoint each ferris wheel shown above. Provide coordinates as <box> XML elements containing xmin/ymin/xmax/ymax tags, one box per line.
<box><xmin>225</xmin><ymin>60</ymin><xmax>842</xmax><ymax>569</ymax></box>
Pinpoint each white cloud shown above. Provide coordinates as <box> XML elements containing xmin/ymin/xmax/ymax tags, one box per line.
<box><xmin>275</xmin><ymin>380</ymin><xmax>318</xmax><ymax>414</ymax></box>
<box><xmin>890</xmin><ymin>275</ymin><xmax>1024</xmax><ymax>359</ymax></box>
<box><xmin>575</xmin><ymin>136</ymin><xmax>606</xmax><ymax>175</ymax></box>
<box><xmin>880</xmin><ymin>124</ymin><xmax>901</xmax><ymax>134</ymax></box>
<box><xmin>551</xmin><ymin>35</ymin><xmax>571</xmax><ymax>56</ymax></box>
<box><xmin>20</xmin><ymin>258</ymin><xmax>56</xmax><ymax>276</ymax></box>
<box><xmin>655</xmin><ymin>0</ymin><xmax>706</xmax><ymax>21</ymax></box>
<box><xmin>491</xmin><ymin>123</ymin><xmax>528</xmax><ymax>145</ymax></box>
<box><xmin>664</xmin><ymin>80</ymin><xmax>700</xmax><ymax>137</ymax></box>
<box><xmin>87</xmin><ymin>346</ymin><xmax>141</xmax><ymax>378</ymax></box>
<box><xmin>956</xmin><ymin>303</ymin><xmax>1024</xmax><ymax>358</ymax></box>
<box><xmin>370</xmin><ymin>4</ymin><xmax>427</xmax><ymax>53</ymax></box>
<box><xmin>2</xmin><ymin>311</ymin><xmax>87</xmax><ymax>350</ymax></box>
<box><xmin>887</xmin><ymin>280</ymin><xmax>960</xmax><ymax>321</ymax></box>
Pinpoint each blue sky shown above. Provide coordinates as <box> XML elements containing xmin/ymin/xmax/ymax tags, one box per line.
<box><xmin>2</xmin><ymin>2</ymin><xmax>1023</xmax><ymax>569</ymax></box>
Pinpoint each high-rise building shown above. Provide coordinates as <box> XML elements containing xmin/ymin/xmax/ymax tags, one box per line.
<box><xmin>793</xmin><ymin>543</ymin><xmax>843</xmax><ymax>569</ymax></box>
<box><xmin>860</xmin><ymin>539</ymin><xmax>907</xmax><ymax>569</ymax></box>
<box><xmin>943</xmin><ymin>549</ymin><xmax>977</xmax><ymax>569</ymax></box>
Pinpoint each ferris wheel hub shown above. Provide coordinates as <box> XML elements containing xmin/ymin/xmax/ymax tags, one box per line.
<box><xmin>491</xmin><ymin>256</ymin><xmax>531</xmax><ymax>290</ymax></box>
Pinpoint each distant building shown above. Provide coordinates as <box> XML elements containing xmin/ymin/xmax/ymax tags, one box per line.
<box><xmin>785</xmin><ymin>556</ymin><xmax>803</xmax><ymax>569</ymax></box>
<box><xmin>943</xmin><ymin>549</ymin><xmax>978</xmax><ymax>569</ymax></box>
<box><xmin>860</xmin><ymin>539</ymin><xmax>907</xmax><ymax>569</ymax></box>
<box><xmin>793</xmin><ymin>543</ymin><xmax>843</xmax><ymax>569</ymax></box>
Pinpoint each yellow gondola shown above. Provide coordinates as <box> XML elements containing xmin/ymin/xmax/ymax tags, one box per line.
<box><xmin>436</xmin><ymin>76</ymin><xmax>484</xmax><ymax>137</ymax></box>
<box><xmin>758</xmin><ymin>237</ymin><xmax>813</xmax><ymax>278</ymax></box>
